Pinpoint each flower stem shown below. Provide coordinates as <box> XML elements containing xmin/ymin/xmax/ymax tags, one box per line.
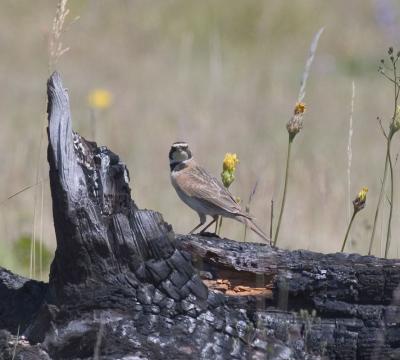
<box><xmin>385</xmin><ymin>138</ymin><xmax>394</xmax><ymax>258</ymax></box>
<box><xmin>273</xmin><ymin>136</ymin><xmax>292</xmax><ymax>246</ymax></box>
<box><xmin>368</xmin><ymin>148</ymin><xmax>389</xmax><ymax>255</ymax></box>
<box><xmin>385</xmin><ymin>60</ymin><xmax>399</xmax><ymax>258</ymax></box>
<box><xmin>341</xmin><ymin>210</ymin><xmax>356</xmax><ymax>252</ymax></box>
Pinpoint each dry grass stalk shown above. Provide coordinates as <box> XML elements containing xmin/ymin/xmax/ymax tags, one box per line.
<box><xmin>49</xmin><ymin>0</ymin><xmax>71</xmax><ymax>70</ymax></box>
<box><xmin>273</xmin><ymin>27</ymin><xmax>324</xmax><ymax>247</ymax></box>
<box><xmin>30</xmin><ymin>194</ymin><xmax>36</xmax><ymax>279</ymax></box>
<box><xmin>347</xmin><ymin>81</ymin><xmax>355</xmax><ymax>224</ymax></box>
<box><xmin>0</xmin><ymin>178</ymin><xmax>49</xmax><ymax>206</ymax></box>
<box><xmin>297</xmin><ymin>27</ymin><xmax>324</xmax><ymax>103</ymax></box>
<box><xmin>30</xmin><ymin>126</ymin><xmax>45</xmax><ymax>279</ymax></box>
<box><xmin>40</xmin><ymin>181</ymin><xmax>44</xmax><ymax>281</ymax></box>
<box><xmin>30</xmin><ymin>0</ymin><xmax>76</xmax><ymax>278</ymax></box>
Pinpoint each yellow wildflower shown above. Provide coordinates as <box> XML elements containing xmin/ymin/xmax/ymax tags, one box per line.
<box><xmin>294</xmin><ymin>102</ymin><xmax>306</xmax><ymax>115</ymax></box>
<box><xmin>353</xmin><ymin>186</ymin><xmax>368</xmax><ymax>213</ymax></box>
<box><xmin>341</xmin><ymin>186</ymin><xmax>368</xmax><ymax>252</ymax></box>
<box><xmin>221</xmin><ymin>153</ymin><xmax>239</xmax><ymax>188</ymax></box>
<box><xmin>357</xmin><ymin>187</ymin><xmax>368</xmax><ymax>202</ymax></box>
<box><xmin>287</xmin><ymin>102</ymin><xmax>306</xmax><ymax>141</ymax></box>
<box><xmin>88</xmin><ymin>89</ymin><xmax>112</xmax><ymax>110</ymax></box>
<box><xmin>223</xmin><ymin>153</ymin><xmax>239</xmax><ymax>172</ymax></box>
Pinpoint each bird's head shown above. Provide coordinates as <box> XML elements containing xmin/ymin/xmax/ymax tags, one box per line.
<box><xmin>169</xmin><ymin>141</ymin><xmax>192</xmax><ymax>170</ymax></box>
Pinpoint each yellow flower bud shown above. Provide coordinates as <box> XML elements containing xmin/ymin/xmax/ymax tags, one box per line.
<box><xmin>221</xmin><ymin>153</ymin><xmax>239</xmax><ymax>188</ymax></box>
<box><xmin>223</xmin><ymin>153</ymin><xmax>239</xmax><ymax>173</ymax></box>
<box><xmin>294</xmin><ymin>102</ymin><xmax>306</xmax><ymax>115</ymax></box>
<box><xmin>287</xmin><ymin>102</ymin><xmax>307</xmax><ymax>141</ymax></box>
<box><xmin>357</xmin><ymin>187</ymin><xmax>368</xmax><ymax>202</ymax></box>
<box><xmin>353</xmin><ymin>186</ymin><xmax>368</xmax><ymax>213</ymax></box>
<box><xmin>221</xmin><ymin>170</ymin><xmax>235</xmax><ymax>188</ymax></box>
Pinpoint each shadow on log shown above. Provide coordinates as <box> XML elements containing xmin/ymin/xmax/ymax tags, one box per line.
<box><xmin>0</xmin><ymin>72</ymin><xmax>400</xmax><ymax>359</ymax></box>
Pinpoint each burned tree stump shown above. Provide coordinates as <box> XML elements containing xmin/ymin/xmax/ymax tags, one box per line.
<box><xmin>0</xmin><ymin>72</ymin><xmax>400</xmax><ymax>359</ymax></box>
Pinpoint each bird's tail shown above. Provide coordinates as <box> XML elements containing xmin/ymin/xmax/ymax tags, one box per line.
<box><xmin>235</xmin><ymin>216</ymin><xmax>270</xmax><ymax>243</ymax></box>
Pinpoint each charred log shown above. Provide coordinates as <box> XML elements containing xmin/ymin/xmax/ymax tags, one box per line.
<box><xmin>0</xmin><ymin>269</ymin><xmax>47</xmax><ymax>334</ymax></box>
<box><xmin>0</xmin><ymin>72</ymin><xmax>399</xmax><ymax>359</ymax></box>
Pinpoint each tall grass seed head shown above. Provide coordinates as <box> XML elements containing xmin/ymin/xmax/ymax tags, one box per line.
<box><xmin>221</xmin><ymin>153</ymin><xmax>239</xmax><ymax>188</ymax></box>
<box><xmin>353</xmin><ymin>186</ymin><xmax>368</xmax><ymax>213</ymax></box>
<box><xmin>88</xmin><ymin>89</ymin><xmax>112</xmax><ymax>110</ymax></box>
<box><xmin>287</xmin><ymin>102</ymin><xmax>306</xmax><ymax>141</ymax></box>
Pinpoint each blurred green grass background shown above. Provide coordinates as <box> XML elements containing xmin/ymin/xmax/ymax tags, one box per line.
<box><xmin>1</xmin><ymin>0</ymin><xmax>400</xmax><ymax>279</ymax></box>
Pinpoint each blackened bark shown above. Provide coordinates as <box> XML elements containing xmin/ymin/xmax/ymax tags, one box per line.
<box><xmin>0</xmin><ymin>269</ymin><xmax>47</xmax><ymax>334</ymax></box>
<box><xmin>0</xmin><ymin>72</ymin><xmax>399</xmax><ymax>359</ymax></box>
<box><xmin>178</xmin><ymin>234</ymin><xmax>400</xmax><ymax>308</ymax></box>
<box><xmin>46</xmin><ymin>72</ymin><xmax>207</xmax><ymax>312</ymax></box>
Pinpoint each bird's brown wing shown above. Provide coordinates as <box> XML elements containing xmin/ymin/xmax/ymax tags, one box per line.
<box><xmin>177</xmin><ymin>162</ymin><xmax>250</xmax><ymax>217</ymax></box>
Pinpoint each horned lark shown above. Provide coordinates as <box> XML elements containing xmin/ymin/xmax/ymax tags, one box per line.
<box><xmin>169</xmin><ymin>142</ymin><xmax>269</xmax><ymax>242</ymax></box>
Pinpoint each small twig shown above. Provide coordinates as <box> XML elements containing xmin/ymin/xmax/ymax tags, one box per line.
<box><xmin>380</xmin><ymin>71</ymin><xmax>399</xmax><ymax>86</ymax></box>
<box><xmin>0</xmin><ymin>178</ymin><xmax>49</xmax><ymax>206</ymax></box>
<box><xmin>382</xmin><ymin>62</ymin><xmax>394</xmax><ymax>72</ymax></box>
<box><xmin>377</xmin><ymin>117</ymin><xmax>388</xmax><ymax>139</ymax></box>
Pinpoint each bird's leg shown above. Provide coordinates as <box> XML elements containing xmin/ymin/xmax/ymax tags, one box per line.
<box><xmin>189</xmin><ymin>222</ymin><xmax>204</xmax><ymax>234</ymax></box>
<box><xmin>200</xmin><ymin>215</ymin><xmax>219</xmax><ymax>234</ymax></box>
<box><xmin>189</xmin><ymin>213</ymin><xmax>206</xmax><ymax>234</ymax></box>
<box><xmin>214</xmin><ymin>216</ymin><xmax>219</xmax><ymax>233</ymax></box>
